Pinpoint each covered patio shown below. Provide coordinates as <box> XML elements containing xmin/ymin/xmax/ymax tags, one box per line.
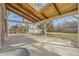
<box><xmin>0</xmin><ymin>3</ymin><xmax>79</xmax><ymax>56</ymax></box>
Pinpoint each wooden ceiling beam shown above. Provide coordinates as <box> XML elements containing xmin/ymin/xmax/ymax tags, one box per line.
<box><xmin>27</xmin><ymin>3</ymin><xmax>46</xmax><ymax>19</ymax></box>
<box><xmin>54</xmin><ymin>3</ymin><xmax>78</xmax><ymax>14</ymax></box>
<box><xmin>15</xmin><ymin>4</ymin><xmax>41</xmax><ymax>21</ymax></box>
<box><xmin>40</xmin><ymin>4</ymin><xmax>59</xmax><ymax>18</ymax></box>
<box><xmin>6</xmin><ymin>4</ymin><xmax>36</xmax><ymax>22</ymax></box>
<box><xmin>41</xmin><ymin>13</ymin><xmax>48</xmax><ymax>19</ymax></box>
<box><xmin>18</xmin><ymin>3</ymin><xmax>45</xmax><ymax>20</ymax></box>
<box><xmin>53</xmin><ymin>3</ymin><xmax>61</xmax><ymax>15</ymax></box>
<box><xmin>7</xmin><ymin>4</ymin><xmax>39</xmax><ymax>21</ymax></box>
<box><xmin>39</xmin><ymin>10</ymin><xmax>78</xmax><ymax>23</ymax></box>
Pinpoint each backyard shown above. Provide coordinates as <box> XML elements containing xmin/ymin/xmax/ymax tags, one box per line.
<box><xmin>46</xmin><ymin>32</ymin><xmax>78</xmax><ymax>41</ymax></box>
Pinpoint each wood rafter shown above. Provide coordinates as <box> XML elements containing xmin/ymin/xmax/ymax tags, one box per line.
<box><xmin>6</xmin><ymin>4</ymin><xmax>36</xmax><ymax>22</ymax></box>
<box><xmin>7</xmin><ymin>4</ymin><xmax>39</xmax><ymax>21</ymax></box>
<box><xmin>29</xmin><ymin>3</ymin><xmax>48</xmax><ymax>19</ymax></box>
<box><xmin>38</xmin><ymin>10</ymin><xmax>78</xmax><ymax>23</ymax></box>
<box><xmin>18</xmin><ymin>3</ymin><xmax>46</xmax><ymax>20</ymax></box>
<box><xmin>53</xmin><ymin>3</ymin><xmax>61</xmax><ymax>15</ymax></box>
<box><xmin>5</xmin><ymin>3</ymin><xmax>78</xmax><ymax>22</ymax></box>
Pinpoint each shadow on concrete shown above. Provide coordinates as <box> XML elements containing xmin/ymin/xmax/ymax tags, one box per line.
<box><xmin>5</xmin><ymin>34</ymin><xmax>60</xmax><ymax>56</ymax></box>
<box><xmin>5</xmin><ymin>35</ymin><xmax>39</xmax><ymax>48</ymax></box>
<box><xmin>29</xmin><ymin>43</ymin><xmax>60</xmax><ymax>56</ymax></box>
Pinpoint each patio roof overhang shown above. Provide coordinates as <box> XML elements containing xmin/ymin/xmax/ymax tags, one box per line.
<box><xmin>5</xmin><ymin>3</ymin><xmax>78</xmax><ymax>23</ymax></box>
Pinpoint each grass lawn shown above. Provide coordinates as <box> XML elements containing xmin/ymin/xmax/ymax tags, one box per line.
<box><xmin>46</xmin><ymin>32</ymin><xmax>78</xmax><ymax>41</ymax></box>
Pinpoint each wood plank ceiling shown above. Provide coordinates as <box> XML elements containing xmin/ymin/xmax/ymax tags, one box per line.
<box><xmin>5</xmin><ymin>3</ymin><xmax>78</xmax><ymax>22</ymax></box>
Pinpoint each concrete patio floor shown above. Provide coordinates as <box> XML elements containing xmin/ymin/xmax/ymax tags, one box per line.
<box><xmin>5</xmin><ymin>34</ymin><xmax>79</xmax><ymax>56</ymax></box>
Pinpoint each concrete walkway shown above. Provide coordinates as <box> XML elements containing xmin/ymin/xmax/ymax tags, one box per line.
<box><xmin>5</xmin><ymin>34</ymin><xmax>79</xmax><ymax>56</ymax></box>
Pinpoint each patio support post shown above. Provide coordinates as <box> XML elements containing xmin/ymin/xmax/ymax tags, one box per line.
<box><xmin>78</xmin><ymin>3</ymin><xmax>79</xmax><ymax>47</ymax></box>
<box><xmin>25</xmin><ymin>23</ymin><xmax>27</xmax><ymax>33</ymax></box>
<box><xmin>28</xmin><ymin>23</ymin><xmax>29</xmax><ymax>33</ymax></box>
<box><xmin>5</xmin><ymin>10</ymin><xmax>8</xmax><ymax>38</ymax></box>
<box><xmin>0</xmin><ymin>4</ymin><xmax>6</xmax><ymax>48</ymax></box>
<box><xmin>31</xmin><ymin>23</ymin><xmax>34</xmax><ymax>34</ymax></box>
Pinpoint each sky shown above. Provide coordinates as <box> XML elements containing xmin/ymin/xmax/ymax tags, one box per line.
<box><xmin>34</xmin><ymin>3</ymin><xmax>48</xmax><ymax>10</ymax></box>
<box><xmin>7</xmin><ymin>11</ymin><xmax>23</xmax><ymax>26</ymax></box>
<box><xmin>52</xmin><ymin>16</ymin><xmax>78</xmax><ymax>26</ymax></box>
